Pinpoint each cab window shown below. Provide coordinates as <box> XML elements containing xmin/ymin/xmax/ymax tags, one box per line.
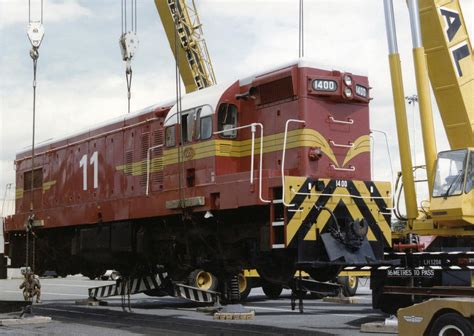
<box><xmin>200</xmin><ymin>116</ymin><xmax>212</xmax><ymax>140</ymax></box>
<box><xmin>181</xmin><ymin>109</ymin><xmax>196</xmax><ymax>144</ymax></box>
<box><xmin>432</xmin><ymin>149</ymin><xmax>468</xmax><ymax>197</ymax></box>
<box><xmin>217</xmin><ymin>103</ymin><xmax>238</xmax><ymax>138</ymax></box>
<box><xmin>165</xmin><ymin>126</ymin><xmax>175</xmax><ymax>147</ymax></box>
<box><xmin>24</xmin><ymin>168</ymin><xmax>43</xmax><ymax>190</ymax></box>
<box><xmin>465</xmin><ymin>152</ymin><xmax>473</xmax><ymax>193</ymax></box>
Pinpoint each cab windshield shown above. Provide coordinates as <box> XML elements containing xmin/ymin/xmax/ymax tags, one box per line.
<box><xmin>432</xmin><ymin>149</ymin><xmax>468</xmax><ymax>198</ymax></box>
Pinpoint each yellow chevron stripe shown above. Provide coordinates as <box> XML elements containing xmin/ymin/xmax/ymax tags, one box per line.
<box><xmin>303</xmin><ymin>186</ymin><xmax>377</xmax><ymax>241</ymax></box>
<box><xmin>342</xmin><ymin>135</ymin><xmax>371</xmax><ymax>167</ymax></box>
<box><xmin>284</xmin><ymin>177</ymin><xmax>391</xmax><ymax>246</ymax></box>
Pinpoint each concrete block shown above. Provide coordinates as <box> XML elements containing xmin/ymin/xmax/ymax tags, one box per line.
<box><xmin>323</xmin><ymin>296</ymin><xmax>357</xmax><ymax>304</ymax></box>
<box><xmin>213</xmin><ymin>311</ymin><xmax>255</xmax><ymax>320</ymax></box>
<box><xmin>360</xmin><ymin>322</ymin><xmax>397</xmax><ymax>334</ymax></box>
<box><xmin>0</xmin><ymin>316</ymin><xmax>52</xmax><ymax>326</ymax></box>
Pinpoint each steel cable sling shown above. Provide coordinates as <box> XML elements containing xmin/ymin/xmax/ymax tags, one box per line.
<box><xmin>120</xmin><ymin>0</ymin><xmax>139</xmax><ymax>114</ymax></box>
<box><xmin>25</xmin><ymin>0</ymin><xmax>45</xmax><ymax>274</ymax></box>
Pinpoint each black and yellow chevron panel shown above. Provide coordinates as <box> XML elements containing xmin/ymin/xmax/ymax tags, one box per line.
<box><xmin>284</xmin><ymin>176</ymin><xmax>392</xmax><ymax>248</ymax></box>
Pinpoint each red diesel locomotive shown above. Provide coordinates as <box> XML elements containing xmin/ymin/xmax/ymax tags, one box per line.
<box><xmin>5</xmin><ymin>60</ymin><xmax>392</xmax><ymax>289</ymax></box>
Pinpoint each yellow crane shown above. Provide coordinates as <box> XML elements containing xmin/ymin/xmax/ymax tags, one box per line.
<box><xmin>372</xmin><ymin>0</ymin><xmax>473</xmax><ymax>315</ymax></box>
<box><xmin>385</xmin><ymin>0</ymin><xmax>473</xmax><ymax>235</ymax></box>
<box><xmin>154</xmin><ymin>0</ymin><xmax>216</xmax><ymax>93</ymax></box>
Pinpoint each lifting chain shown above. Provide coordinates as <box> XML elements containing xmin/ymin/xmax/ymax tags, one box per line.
<box><xmin>25</xmin><ymin>0</ymin><xmax>44</xmax><ymax>273</ymax></box>
<box><xmin>119</xmin><ymin>0</ymin><xmax>139</xmax><ymax>114</ymax></box>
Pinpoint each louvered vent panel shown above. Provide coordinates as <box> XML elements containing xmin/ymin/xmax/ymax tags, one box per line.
<box><xmin>258</xmin><ymin>76</ymin><xmax>294</xmax><ymax>105</ymax></box>
<box><xmin>151</xmin><ymin>130</ymin><xmax>164</xmax><ymax>185</ymax></box>
<box><xmin>139</xmin><ymin>133</ymin><xmax>150</xmax><ymax>186</ymax></box>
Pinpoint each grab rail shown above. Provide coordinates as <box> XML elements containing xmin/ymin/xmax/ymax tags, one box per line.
<box><xmin>328</xmin><ymin>116</ymin><xmax>354</xmax><ymax>125</ymax></box>
<box><xmin>214</xmin><ymin>123</ymin><xmax>270</xmax><ymax>203</ymax></box>
<box><xmin>281</xmin><ymin>119</ymin><xmax>306</xmax><ymax>207</ymax></box>
<box><xmin>330</xmin><ymin>140</ymin><xmax>354</xmax><ymax>148</ymax></box>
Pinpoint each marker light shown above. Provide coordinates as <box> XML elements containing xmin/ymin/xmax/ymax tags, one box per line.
<box><xmin>344</xmin><ymin>75</ymin><xmax>352</xmax><ymax>86</ymax></box>
<box><xmin>344</xmin><ymin>87</ymin><xmax>353</xmax><ymax>98</ymax></box>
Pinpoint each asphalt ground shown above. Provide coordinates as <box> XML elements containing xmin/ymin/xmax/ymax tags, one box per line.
<box><xmin>0</xmin><ymin>275</ymin><xmax>390</xmax><ymax>335</ymax></box>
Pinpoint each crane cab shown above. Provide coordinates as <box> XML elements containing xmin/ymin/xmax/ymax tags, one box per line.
<box><xmin>431</xmin><ymin>148</ymin><xmax>474</xmax><ymax>226</ymax></box>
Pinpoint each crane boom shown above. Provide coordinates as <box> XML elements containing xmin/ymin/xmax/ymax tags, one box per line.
<box><xmin>419</xmin><ymin>0</ymin><xmax>473</xmax><ymax>150</ymax></box>
<box><xmin>154</xmin><ymin>0</ymin><xmax>216</xmax><ymax>93</ymax></box>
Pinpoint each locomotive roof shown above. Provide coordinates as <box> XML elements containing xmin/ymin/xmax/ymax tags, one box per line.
<box><xmin>18</xmin><ymin>58</ymin><xmax>367</xmax><ymax>157</ymax></box>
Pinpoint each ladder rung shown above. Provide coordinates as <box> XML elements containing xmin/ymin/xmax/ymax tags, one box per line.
<box><xmin>272</xmin><ymin>244</ymin><xmax>285</xmax><ymax>249</ymax></box>
<box><xmin>272</xmin><ymin>221</ymin><xmax>284</xmax><ymax>227</ymax></box>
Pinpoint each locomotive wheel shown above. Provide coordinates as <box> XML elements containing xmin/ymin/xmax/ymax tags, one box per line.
<box><xmin>337</xmin><ymin>275</ymin><xmax>358</xmax><ymax>297</ymax></box>
<box><xmin>187</xmin><ymin>269</ymin><xmax>218</xmax><ymax>291</ymax></box>
<box><xmin>262</xmin><ymin>282</ymin><xmax>283</xmax><ymax>299</ymax></box>
<box><xmin>238</xmin><ymin>274</ymin><xmax>252</xmax><ymax>301</ymax></box>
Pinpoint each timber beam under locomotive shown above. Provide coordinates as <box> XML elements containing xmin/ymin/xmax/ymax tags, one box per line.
<box><xmin>5</xmin><ymin>60</ymin><xmax>393</xmax><ymax>297</ymax></box>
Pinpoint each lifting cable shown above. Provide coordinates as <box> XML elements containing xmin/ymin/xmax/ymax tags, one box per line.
<box><xmin>119</xmin><ymin>0</ymin><xmax>139</xmax><ymax>114</ymax></box>
<box><xmin>171</xmin><ymin>3</ymin><xmax>186</xmax><ymax>213</ymax></box>
<box><xmin>26</xmin><ymin>0</ymin><xmax>45</xmax><ymax>273</ymax></box>
<box><xmin>298</xmin><ymin>0</ymin><xmax>304</xmax><ymax>58</ymax></box>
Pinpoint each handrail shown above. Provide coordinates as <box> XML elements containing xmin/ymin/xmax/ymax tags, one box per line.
<box><xmin>146</xmin><ymin>144</ymin><xmax>164</xmax><ymax>196</ymax></box>
<box><xmin>281</xmin><ymin>119</ymin><xmax>306</xmax><ymax>207</ymax></box>
<box><xmin>328</xmin><ymin>116</ymin><xmax>354</xmax><ymax>125</ymax></box>
<box><xmin>214</xmin><ymin>123</ymin><xmax>270</xmax><ymax>203</ymax></box>
<box><xmin>330</xmin><ymin>164</ymin><xmax>355</xmax><ymax>172</ymax></box>
<box><xmin>330</xmin><ymin>140</ymin><xmax>354</xmax><ymax>148</ymax></box>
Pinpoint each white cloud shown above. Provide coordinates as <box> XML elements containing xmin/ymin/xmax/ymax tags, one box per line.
<box><xmin>0</xmin><ymin>0</ymin><xmax>92</xmax><ymax>28</ymax></box>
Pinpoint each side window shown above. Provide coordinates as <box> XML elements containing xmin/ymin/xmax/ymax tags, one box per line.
<box><xmin>181</xmin><ymin>109</ymin><xmax>196</xmax><ymax>144</ymax></box>
<box><xmin>24</xmin><ymin>168</ymin><xmax>43</xmax><ymax>191</ymax></box>
<box><xmin>165</xmin><ymin>126</ymin><xmax>175</xmax><ymax>147</ymax></box>
<box><xmin>200</xmin><ymin>116</ymin><xmax>212</xmax><ymax>140</ymax></box>
<box><xmin>465</xmin><ymin>152</ymin><xmax>473</xmax><ymax>193</ymax></box>
<box><xmin>217</xmin><ymin>103</ymin><xmax>238</xmax><ymax>138</ymax></box>
<box><xmin>194</xmin><ymin>107</ymin><xmax>202</xmax><ymax>140</ymax></box>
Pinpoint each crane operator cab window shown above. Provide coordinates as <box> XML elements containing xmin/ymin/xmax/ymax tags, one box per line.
<box><xmin>465</xmin><ymin>150</ymin><xmax>473</xmax><ymax>193</ymax></box>
<box><xmin>217</xmin><ymin>103</ymin><xmax>238</xmax><ymax>138</ymax></box>
<box><xmin>432</xmin><ymin>149</ymin><xmax>470</xmax><ymax>198</ymax></box>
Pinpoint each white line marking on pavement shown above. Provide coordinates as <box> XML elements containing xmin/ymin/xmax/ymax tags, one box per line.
<box><xmin>41</xmin><ymin>283</ymin><xmax>92</xmax><ymax>288</ymax></box>
<box><xmin>38</xmin><ymin>307</ymin><xmax>109</xmax><ymax>317</ymax></box>
<box><xmin>4</xmin><ymin>290</ymin><xmax>88</xmax><ymax>297</ymax></box>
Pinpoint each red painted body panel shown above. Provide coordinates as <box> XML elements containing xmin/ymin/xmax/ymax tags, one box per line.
<box><xmin>5</xmin><ymin>64</ymin><xmax>372</xmax><ymax>234</ymax></box>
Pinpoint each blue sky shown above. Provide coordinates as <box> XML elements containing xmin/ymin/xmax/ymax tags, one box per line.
<box><xmin>0</xmin><ymin>0</ymin><xmax>473</xmax><ymax>215</ymax></box>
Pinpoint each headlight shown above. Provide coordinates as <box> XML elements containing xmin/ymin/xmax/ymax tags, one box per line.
<box><xmin>344</xmin><ymin>75</ymin><xmax>352</xmax><ymax>86</ymax></box>
<box><xmin>344</xmin><ymin>87</ymin><xmax>353</xmax><ymax>98</ymax></box>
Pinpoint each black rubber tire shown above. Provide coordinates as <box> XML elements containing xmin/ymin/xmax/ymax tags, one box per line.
<box><xmin>337</xmin><ymin>276</ymin><xmax>358</xmax><ymax>297</ymax></box>
<box><xmin>187</xmin><ymin>269</ymin><xmax>218</xmax><ymax>292</ymax></box>
<box><xmin>262</xmin><ymin>283</ymin><xmax>283</xmax><ymax>299</ymax></box>
<box><xmin>239</xmin><ymin>275</ymin><xmax>252</xmax><ymax>301</ymax></box>
<box><xmin>430</xmin><ymin>313</ymin><xmax>473</xmax><ymax>336</ymax></box>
